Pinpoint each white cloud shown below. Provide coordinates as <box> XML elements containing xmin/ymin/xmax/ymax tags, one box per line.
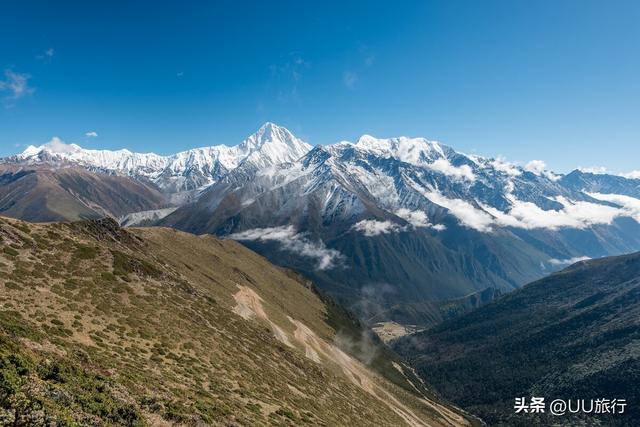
<box><xmin>350</xmin><ymin>211</ymin><xmax>445</xmax><ymax>236</ymax></box>
<box><xmin>364</xmin><ymin>55</ymin><xmax>375</xmax><ymax>67</ymax></box>
<box><xmin>85</xmin><ymin>131</ymin><xmax>98</xmax><ymax>137</ymax></box>
<box><xmin>426</xmin><ymin>159</ymin><xmax>476</xmax><ymax>181</ymax></box>
<box><xmin>395</xmin><ymin>209</ymin><xmax>430</xmax><ymax>227</ymax></box>
<box><xmin>20</xmin><ymin>137</ymin><xmax>79</xmax><ymax>158</ymax></box>
<box><xmin>525</xmin><ymin>160</ymin><xmax>546</xmax><ymax>174</ymax></box>
<box><xmin>37</xmin><ymin>48</ymin><xmax>54</xmax><ymax>61</ymax></box>
<box><xmin>586</xmin><ymin>192</ymin><xmax>640</xmax><ymax>222</ymax></box>
<box><xmin>228</xmin><ymin>225</ymin><xmax>342</xmax><ymax>270</ymax></box>
<box><xmin>481</xmin><ymin>195</ymin><xmax>624</xmax><ymax>230</ymax></box>
<box><xmin>548</xmin><ymin>256</ymin><xmax>591</xmax><ymax>266</ymax></box>
<box><xmin>352</xmin><ymin>219</ymin><xmax>403</xmax><ymax>236</ymax></box>
<box><xmin>358</xmin><ymin>44</ymin><xmax>376</xmax><ymax>67</ymax></box>
<box><xmin>424</xmin><ymin>191</ymin><xmax>495</xmax><ymax>232</ymax></box>
<box><xmin>43</xmin><ymin>136</ymin><xmax>80</xmax><ymax>154</ymax></box>
<box><xmin>394</xmin><ymin>208</ymin><xmax>445</xmax><ymax>230</ymax></box>
<box><xmin>578</xmin><ymin>166</ymin><xmax>608</xmax><ymax>174</ymax></box>
<box><xmin>343</xmin><ymin>71</ymin><xmax>358</xmax><ymax>89</ymax></box>
<box><xmin>489</xmin><ymin>157</ymin><xmax>522</xmax><ymax>176</ymax></box>
<box><xmin>0</xmin><ymin>70</ymin><xmax>34</xmax><ymax>102</ymax></box>
<box><xmin>36</xmin><ymin>47</ymin><xmax>55</xmax><ymax>64</ymax></box>
<box><xmin>269</xmin><ymin>53</ymin><xmax>311</xmax><ymax>103</ymax></box>
<box><xmin>420</xmin><ymin>187</ymin><xmax>637</xmax><ymax>233</ymax></box>
<box><xmin>525</xmin><ymin>160</ymin><xmax>560</xmax><ymax>181</ymax></box>
<box><xmin>619</xmin><ymin>170</ymin><xmax>640</xmax><ymax>179</ymax></box>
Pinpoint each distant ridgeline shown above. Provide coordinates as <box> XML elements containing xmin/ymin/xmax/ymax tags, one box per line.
<box><xmin>3</xmin><ymin>123</ymin><xmax>640</xmax><ymax>322</ymax></box>
<box><xmin>394</xmin><ymin>252</ymin><xmax>640</xmax><ymax>426</ymax></box>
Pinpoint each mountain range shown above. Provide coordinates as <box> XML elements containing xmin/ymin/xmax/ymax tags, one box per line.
<box><xmin>0</xmin><ymin>165</ymin><xmax>169</xmax><ymax>222</ymax></box>
<box><xmin>3</xmin><ymin>122</ymin><xmax>640</xmax><ymax>320</ymax></box>
<box><xmin>394</xmin><ymin>251</ymin><xmax>640</xmax><ymax>426</ymax></box>
<box><xmin>10</xmin><ymin>124</ymin><xmax>310</xmax><ymax>203</ymax></box>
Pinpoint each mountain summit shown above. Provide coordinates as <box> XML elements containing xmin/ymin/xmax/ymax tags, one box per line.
<box><xmin>4</xmin><ymin>125</ymin><xmax>640</xmax><ymax>321</ymax></box>
<box><xmin>157</xmin><ymin>129</ymin><xmax>640</xmax><ymax>318</ymax></box>
<box><xmin>10</xmin><ymin>123</ymin><xmax>311</xmax><ymax>198</ymax></box>
<box><xmin>237</xmin><ymin>122</ymin><xmax>311</xmax><ymax>169</ymax></box>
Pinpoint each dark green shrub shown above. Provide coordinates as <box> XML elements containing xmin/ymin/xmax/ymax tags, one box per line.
<box><xmin>3</xmin><ymin>247</ymin><xmax>19</xmax><ymax>257</ymax></box>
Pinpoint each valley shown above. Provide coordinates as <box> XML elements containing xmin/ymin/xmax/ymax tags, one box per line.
<box><xmin>394</xmin><ymin>253</ymin><xmax>640</xmax><ymax>426</ymax></box>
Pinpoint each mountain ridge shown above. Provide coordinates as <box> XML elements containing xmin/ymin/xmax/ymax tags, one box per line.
<box><xmin>4</xmin><ymin>123</ymin><xmax>640</xmax><ymax>320</ymax></box>
<box><xmin>155</xmin><ymin>127</ymin><xmax>640</xmax><ymax>316</ymax></box>
<box><xmin>0</xmin><ymin>165</ymin><xmax>170</xmax><ymax>222</ymax></box>
<box><xmin>0</xmin><ymin>215</ymin><xmax>474</xmax><ymax>426</ymax></box>
<box><xmin>393</xmin><ymin>251</ymin><xmax>640</xmax><ymax>426</ymax></box>
<box><xmin>7</xmin><ymin>123</ymin><xmax>312</xmax><ymax>200</ymax></box>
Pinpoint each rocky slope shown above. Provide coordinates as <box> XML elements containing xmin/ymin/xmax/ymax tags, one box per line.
<box><xmin>394</xmin><ymin>253</ymin><xmax>640</xmax><ymax>426</ymax></box>
<box><xmin>0</xmin><ymin>216</ymin><xmax>474</xmax><ymax>426</ymax></box>
<box><xmin>0</xmin><ymin>165</ymin><xmax>169</xmax><ymax>222</ymax></box>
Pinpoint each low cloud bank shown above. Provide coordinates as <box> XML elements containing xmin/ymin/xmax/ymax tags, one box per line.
<box><xmin>423</xmin><ymin>189</ymin><xmax>640</xmax><ymax>233</ymax></box>
<box><xmin>228</xmin><ymin>225</ymin><xmax>342</xmax><ymax>270</ymax></box>
<box><xmin>548</xmin><ymin>256</ymin><xmax>591</xmax><ymax>266</ymax></box>
<box><xmin>395</xmin><ymin>208</ymin><xmax>446</xmax><ymax>231</ymax></box>
<box><xmin>352</xmin><ymin>220</ymin><xmax>402</xmax><ymax>236</ymax></box>
<box><xmin>587</xmin><ymin>192</ymin><xmax>640</xmax><ymax>222</ymax></box>
<box><xmin>351</xmin><ymin>209</ymin><xmax>446</xmax><ymax>236</ymax></box>
<box><xmin>426</xmin><ymin>159</ymin><xmax>476</xmax><ymax>182</ymax></box>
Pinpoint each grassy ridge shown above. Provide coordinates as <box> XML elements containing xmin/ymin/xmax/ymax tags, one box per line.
<box><xmin>0</xmin><ymin>216</ymin><xmax>471</xmax><ymax>426</ymax></box>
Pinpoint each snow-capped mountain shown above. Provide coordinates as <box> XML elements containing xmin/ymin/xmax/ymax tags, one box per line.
<box><xmin>5</xmin><ymin>123</ymin><xmax>640</xmax><ymax>318</ymax></box>
<box><xmin>159</xmin><ymin>130</ymin><xmax>640</xmax><ymax>316</ymax></box>
<box><xmin>9</xmin><ymin>122</ymin><xmax>311</xmax><ymax>200</ymax></box>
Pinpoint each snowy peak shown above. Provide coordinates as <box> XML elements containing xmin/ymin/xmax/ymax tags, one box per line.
<box><xmin>8</xmin><ymin>123</ymin><xmax>312</xmax><ymax>195</ymax></box>
<box><xmin>20</xmin><ymin>137</ymin><xmax>83</xmax><ymax>157</ymax></box>
<box><xmin>352</xmin><ymin>134</ymin><xmax>450</xmax><ymax>166</ymax></box>
<box><xmin>239</xmin><ymin>122</ymin><xmax>311</xmax><ymax>168</ymax></box>
<box><xmin>241</xmin><ymin>122</ymin><xmax>300</xmax><ymax>149</ymax></box>
<box><xmin>17</xmin><ymin>137</ymin><xmax>167</xmax><ymax>176</ymax></box>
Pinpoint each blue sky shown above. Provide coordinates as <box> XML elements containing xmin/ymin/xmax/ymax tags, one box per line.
<box><xmin>1</xmin><ymin>0</ymin><xmax>639</xmax><ymax>173</ymax></box>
